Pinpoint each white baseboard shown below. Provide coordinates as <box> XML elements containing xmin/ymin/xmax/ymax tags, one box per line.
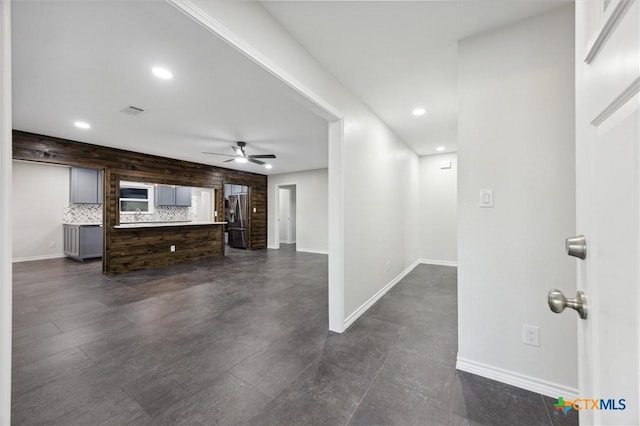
<box><xmin>456</xmin><ymin>356</ymin><xmax>578</xmax><ymax>400</ymax></box>
<box><xmin>12</xmin><ymin>253</ymin><xmax>67</xmax><ymax>263</ymax></box>
<box><xmin>418</xmin><ymin>258</ymin><xmax>458</xmax><ymax>267</ymax></box>
<box><xmin>343</xmin><ymin>259</ymin><xmax>421</xmax><ymax>330</ymax></box>
<box><xmin>297</xmin><ymin>247</ymin><xmax>328</xmax><ymax>255</ymax></box>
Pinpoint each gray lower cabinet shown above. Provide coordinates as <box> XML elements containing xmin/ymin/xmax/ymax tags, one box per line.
<box><xmin>64</xmin><ymin>224</ymin><xmax>103</xmax><ymax>261</ymax></box>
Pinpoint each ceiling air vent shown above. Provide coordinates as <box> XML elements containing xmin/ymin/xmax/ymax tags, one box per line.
<box><xmin>121</xmin><ymin>105</ymin><xmax>145</xmax><ymax>116</ymax></box>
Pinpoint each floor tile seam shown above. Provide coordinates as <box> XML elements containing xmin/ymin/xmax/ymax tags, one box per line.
<box><xmin>12</xmin><ymin>339</ymin><xmax>96</xmax><ymax>370</ymax></box>
<box><xmin>11</xmin><ymin>350</ymin><xmax>96</xmax><ymax>399</ymax></box>
<box><xmin>226</xmin><ymin>370</ymin><xmax>279</xmax><ymax>404</ymax></box>
<box><xmin>32</xmin><ymin>304</ymin><xmax>114</xmax><ymax>325</ymax></box>
<box><xmin>143</xmin><ymin>369</ymin><xmax>232</xmax><ymax>420</ymax></box>
<box><xmin>11</xmin><ymin>322</ymin><xmax>64</xmax><ymax>349</ymax></box>
<box><xmin>342</xmin><ymin>333</ymin><xmax>399</xmax><ymax>426</ymax></box>
<box><xmin>540</xmin><ymin>393</ymin><xmax>554</xmax><ymax>426</ymax></box>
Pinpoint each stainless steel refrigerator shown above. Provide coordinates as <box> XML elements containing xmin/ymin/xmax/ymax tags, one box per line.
<box><xmin>226</xmin><ymin>194</ymin><xmax>247</xmax><ymax>249</ymax></box>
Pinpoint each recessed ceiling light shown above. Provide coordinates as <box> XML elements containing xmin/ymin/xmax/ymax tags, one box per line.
<box><xmin>235</xmin><ymin>157</ymin><xmax>248</xmax><ymax>164</ymax></box>
<box><xmin>436</xmin><ymin>146</ymin><xmax>446</xmax><ymax>152</ymax></box>
<box><xmin>74</xmin><ymin>121</ymin><xmax>91</xmax><ymax>129</ymax></box>
<box><xmin>152</xmin><ymin>67</ymin><xmax>173</xmax><ymax>80</ymax></box>
<box><xmin>412</xmin><ymin>107</ymin><xmax>427</xmax><ymax>116</ymax></box>
<box><xmin>265</xmin><ymin>164</ymin><xmax>273</xmax><ymax>169</ymax></box>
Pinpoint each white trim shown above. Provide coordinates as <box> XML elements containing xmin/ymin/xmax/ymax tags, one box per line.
<box><xmin>12</xmin><ymin>254</ymin><xmax>67</xmax><ymax>263</ymax></box>
<box><xmin>267</xmin><ymin>245</ymin><xmax>279</xmax><ymax>250</ymax></box>
<box><xmin>296</xmin><ymin>248</ymin><xmax>328</xmax><ymax>255</ymax></box>
<box><xmin>591</xmin><ymin>76</ymin><xmax>640</xmax><ymax>127</ymax></box>
<box><xmin>584</xmin><ymin>0</ymin><xmax>633</xmax><ymax>64</ymax></box>
<box><xmin>0</xmin><ymin>1</ymin><xmax>11</xmax><ymax>423</ymax></box>
<box><xmin>328</xmin><ymin>121</ymin><xmax>345</xmax><ymax>332</ymax></box>
<box><xmin>456</xmin><ymin>356</ymin><xmax>579</xmax><ymax>400</ymax></box>
<box><xmin>418</xmin><ymin>258</ymin><xmax>458</xmax><ymax>267</ymax></box>
<box><xmin>343</xmin><ymin>259</ymin><xmax>421</xmax><ymax>330</ymax></box>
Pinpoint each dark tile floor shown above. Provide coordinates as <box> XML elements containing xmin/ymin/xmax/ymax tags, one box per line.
<box><xmin>11</xmin><ymin>245</ymin><xmax>578</xmax><ymax>425</ymax></box>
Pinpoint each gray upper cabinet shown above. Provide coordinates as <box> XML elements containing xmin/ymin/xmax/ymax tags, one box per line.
<box><xmin>155</xmin><ymin>185</ymin><xmax>192</xmax><ymax>207</ymax></box>
<box><xmin>70</xmin><ymin>167</ymin><xmax>102</xmax><ymax>204</ymax></box>
<box><xmin>155</xmin><ymin>185</ymin><xmax>176</xmax><ymax>206</ymax></box>
<box><xmin>176</xmin><ymin>187</ymin><xmax>192</xmax><ymax>206</ymax></box>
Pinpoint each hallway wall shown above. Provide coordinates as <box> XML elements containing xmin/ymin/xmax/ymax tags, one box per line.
<box><xmin>457</xmin><ymin>5</ymin><xmax>577</xmax><ymax>396</ymax></box>
<box><xmin>417</xmin><ymin>153</ymin><xmax>457</xmax><ymax>264</ymax></box>
<box><xmin>12</xmin><ymin>161</ymin><xmax>69</xmax><ymax>262</ymax></box>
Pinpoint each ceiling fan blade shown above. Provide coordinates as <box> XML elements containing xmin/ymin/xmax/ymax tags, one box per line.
<box><xmin>249</xmin><ymin>154</ymin><xmax>276</xmax><ymax>159</ymax></box>
<box><xmin>248</xmin><ymin>158</ymin><xmax>265</xmax><ymax>165</ymax></box>
<box><xmin>223</xmin><ymin>158</ymin><xmax>235</xmax><ymax>163</ymax></box>
<box><xmin>202</xmin><ymin>152</ymin><xmax>235</xmax><ymax>157</ymax></box>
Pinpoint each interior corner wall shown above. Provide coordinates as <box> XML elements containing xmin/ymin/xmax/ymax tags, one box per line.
<box><xmin>12</xmin><ymin>161</ymin><xmax>69</xmax><ymax>262</ymax></box>
<box><xmin>457</xmin><ymin>5</ymin><xmax>577</xmax><ymax>394</ymax></box>
<box><xmin>418</xmin><ymin>153</ymin><xmax>457</xmax><ymax>264</ymax></box>
<box><xmin>268</xmin><ymin>169</ymin><xmax>328</xmax><ymax>253</ymax></box>
<box><xmin>185</xmin><ymin>1</ymin><xmax>420</xmax><ymax>329</ymax></box>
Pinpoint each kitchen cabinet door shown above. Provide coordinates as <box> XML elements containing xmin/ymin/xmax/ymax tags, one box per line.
<box><xmin>70</xmin><ymin>167</ymin><xmax>102</xmax><ymax>204</ymax></box>
<box><xmin>175</xmin><ymin>187</ymin><xmax>192</xmax><ymax>206</ymax></box>
<box><xmin>155</xmin><ymin>185</ymin><xmax>176</xmax><ymax>206</ymax></box>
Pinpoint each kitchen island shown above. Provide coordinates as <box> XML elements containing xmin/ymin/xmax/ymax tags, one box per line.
<box><xmin>106</xmin><ymin>221</ymin><xmax>227</xmax><ymax>274</ymax></box>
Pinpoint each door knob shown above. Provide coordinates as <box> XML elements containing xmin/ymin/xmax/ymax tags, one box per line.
<box><xmin>566</xmin><ymin>234</ymin><xmax>587</xmax><ymax>259</ymax></box>
<box><xmin>548</xmin><ymin>289</ymin><xmax>588</xmax><ymax>319</ymax></box>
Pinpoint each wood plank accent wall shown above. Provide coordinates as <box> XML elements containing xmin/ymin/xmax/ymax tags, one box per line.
<box><xmin>12</xmin><ymin>130</ymin><xmax>268</xmax><ymax>274</ymax></box>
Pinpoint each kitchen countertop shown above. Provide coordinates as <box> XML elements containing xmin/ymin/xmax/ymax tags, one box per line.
<box><xmin>114</xmin><ymin>221</ymin><xmax>227</xmax><ymax>229</ymax></box>
<box><xmin>63</xmin><ymin>223</ymin><xmax>102</xmax><ymax>226</ymax></box>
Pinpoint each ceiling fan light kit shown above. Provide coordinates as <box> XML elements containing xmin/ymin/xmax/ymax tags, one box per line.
<box><xmin>202</xmin><ymin>141</ymin><xmax>276</xmax><ymax>168</ymax></box>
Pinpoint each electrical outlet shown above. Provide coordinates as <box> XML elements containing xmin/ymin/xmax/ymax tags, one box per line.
<box><xmin>170</xmin><ymin>245</ymin><xmax>176</xmax><ymax>252</ymax></box>
<box><xmin>523</xmin><ymin>325</ymin><xmax>539</xmax><ymax>347</ymax></box>
<box><xmin>49</xmin><ymin>242</ymin><xmax>56</xmax><ymax>248</ymax></box>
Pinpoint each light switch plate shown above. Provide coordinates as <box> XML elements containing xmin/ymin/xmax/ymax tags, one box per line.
<box><xmin>440</xmin><ymin>160</ymin><xmax>452</xmax><ymax>169</ymax></box>
<box><xmin>480</xmin><ymin>189</ymin><xmax>494</xmax><ymax>208</ymax></box>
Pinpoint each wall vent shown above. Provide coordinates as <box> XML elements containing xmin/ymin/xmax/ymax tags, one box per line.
<box><xmin>121</xmin><ymin>105</ymin><xmax>145</xmax><ymax>116</ymax></box>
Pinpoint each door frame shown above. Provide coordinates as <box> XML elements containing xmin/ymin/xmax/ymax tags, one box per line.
<box><xmin>274</xmin><ymin>183</ymin><xmax>297</xmax><ymax>249</ymax></box>
<box><xmin>0</xmin><ymin>1</ymin><xmax>11</xmax><ymax>422</ymax></box>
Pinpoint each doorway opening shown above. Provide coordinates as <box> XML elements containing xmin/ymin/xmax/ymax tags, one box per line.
<box><xmin>275</xmin><ymin>184</ymin><xmax>297</xmax><ymax>250</ymax></box>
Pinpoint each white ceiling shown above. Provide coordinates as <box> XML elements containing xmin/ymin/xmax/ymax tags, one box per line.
<box><xmin>261</xmin><ymin>0</ymin><xmax>569</xmax><ymax>156</ymax></box>
<box><xmin>12</xmin><ymin>1</ymin><xmax>569</xmax><ymax>176</ymax></box>
<box><xmin>11</xmin><ymin>1</ymin><xmax>329</xmax><ymax>175</ymax></box>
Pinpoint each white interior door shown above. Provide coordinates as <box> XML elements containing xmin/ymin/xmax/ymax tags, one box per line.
<box><xmin>575</xmin><ymin>1</ymin><xmax>639</xmax><ymax>424</ymax></box>
<box><xmin>278</xmin><ymin>188</ymin><xmax>290</xmax><ymax>243</ymax></box>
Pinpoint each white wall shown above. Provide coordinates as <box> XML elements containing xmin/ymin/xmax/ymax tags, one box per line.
<box><xmin>418</xmin><ymin>153</ymin><xmax>457</xmax><ymax>264</ymax></box>
<box><xmin>268</xmin><ymin>169</ymin><xmax>328</xmax><ymax>254</ymax></box>
<box><xmin>457</xmin><ymin>6</ymin><xmax>577</xmax><ymax>396</ymax></box>
<box><xmin>12</xmin><ymin>161</ymin><xmax>69</xmax><ymax>262</ymax></box>
<box><xmin>182</xmin><ymin>1</ymin><xmax>421</xmax><ymax>330</ymax></box>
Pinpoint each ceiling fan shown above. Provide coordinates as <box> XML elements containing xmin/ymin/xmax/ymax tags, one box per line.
<box><xmin>202</xmin><ymin>141</ymin><xmax>276</xmax><ymax>165</ymax></box>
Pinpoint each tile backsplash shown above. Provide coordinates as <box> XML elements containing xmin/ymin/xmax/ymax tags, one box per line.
<box><xmin>64</xmin><ymin>204</ymin><xmax>190</xmax><ymax>224</ymax></box>
<box><xmin>119</xmin><ymin>206</ymin><xmax>190</xmax><ymax>223</ymax></box>
<box><xmin>64</xmin><ymin>204</ymin><xmax>102</xmax><ymax>224</ymax></box>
